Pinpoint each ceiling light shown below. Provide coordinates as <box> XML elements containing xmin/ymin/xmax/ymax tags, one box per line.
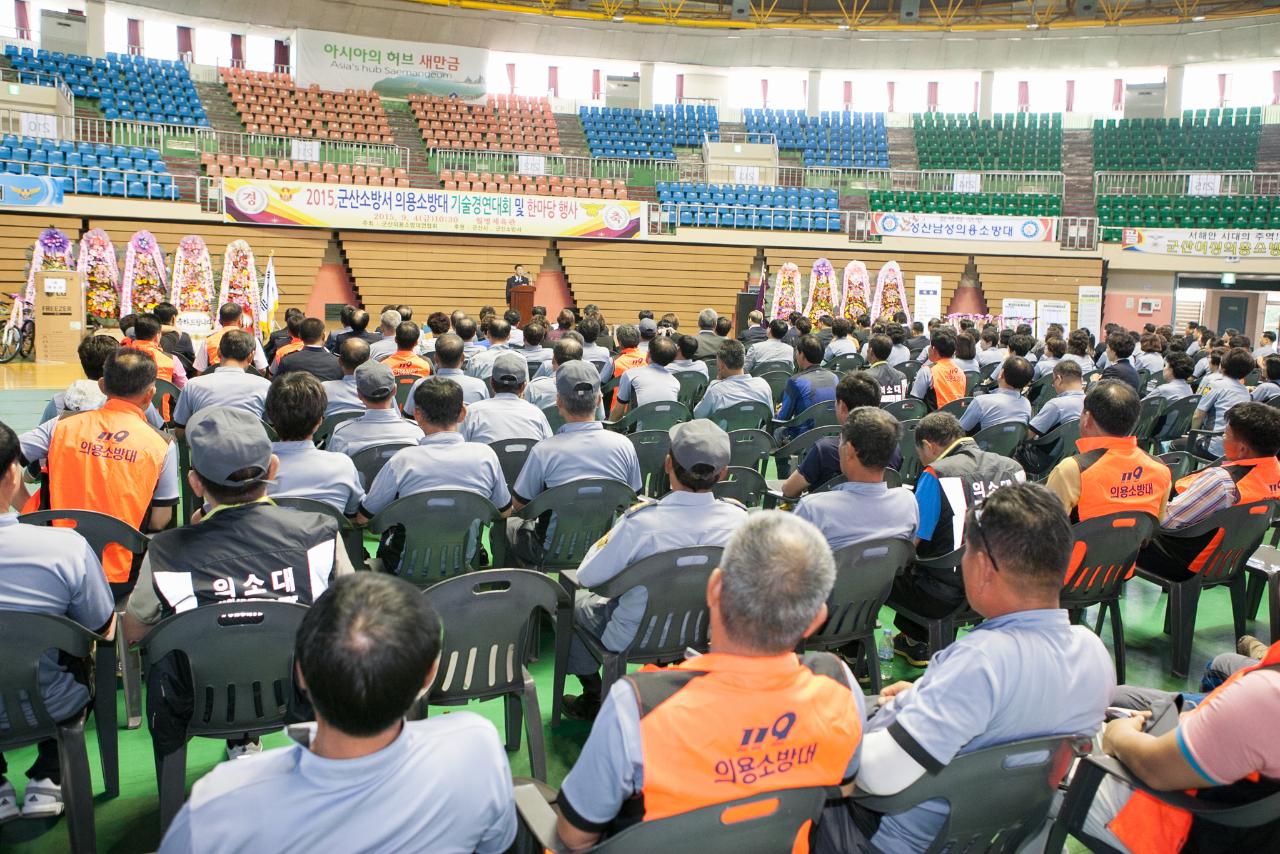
<box><xmin>1191</xmin><ymin>15</ymin><xmax>1206</xmax><ymax>21</ymax></box>
<box><xmin>837</xmin><ymin>24</ymin><xmax>849</xmax><ymax>30</ymax></box>
<box><xmin>612</xmin><ymin>14</ymin><xmax>624</xmax><ymax>21</ymax></box>
<box><xmin>1026</xmin><ymin>23</ymin><xmax>1039</xmax><ymax>29</ymax></box>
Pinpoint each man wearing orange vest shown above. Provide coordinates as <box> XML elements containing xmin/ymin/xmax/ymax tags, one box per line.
<box><xmin>1081</xmin><ymin>639</ymin><xmax>1280</xmax><ymax>852</ymax></box>
<box><xmin>1046</xmin><ymin>379</ymin><xmax>1171</xmax><ymax>524</ymax></box>
<box><xmin>909</xmin><ymin>329</ymin><xmax>967</xmax><ymax>411</ymax></box>
<box><xmin>127</xmin><ymin>313</ymin><xmax>186</xmax><ymax>388</ymax></box>
<box><xmin>553</xmin><ymin>512</ymin><xmax>865</xmax><ymax>853</ymax></box>
<box><xmin>193</xmin><ymin>303</ymin><xmax>269</xmax><ymax>373</ymax></box>
<box><xmin>266</xmin><ymin>310</ymin><xmax>307</xmax><ymax>374</ymax></box>
<box><xmin>379</xmin><ymin>321</ymin><xmax>432</xmax><ymax>378</ymax></box>
<box><xmin>18</xmin><ymin>348</ymin><xmax>180</xmax><ymax>597</ymax></box>
<box><xmin>611</xmin><ymin>323</ymin><xmax>647</xmax><ymax>378</ymax></box>
<box><xmin>1138</xmin><ymin>402</ymin><xmax>1280</xmax><ymax>583</ymax></box>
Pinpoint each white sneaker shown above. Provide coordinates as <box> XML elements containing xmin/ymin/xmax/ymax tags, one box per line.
<box><xmin>226</xmin><ymin>741</ymin><xmax>262</xmax><ymax>761</ymax></box>
<box><xmin>20</xmin><ymin>778</ymin><xmax>63</xmax><ymax>818</ymax></box>
<box><xmin>0</xmin><ymin>782</ymin><xmax>19</xmax><ymax>823</ymax></box>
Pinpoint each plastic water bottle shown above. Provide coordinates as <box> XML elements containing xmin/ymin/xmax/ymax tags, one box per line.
<box><xmin>878</xmin><ymin>627</ymin><xmax>894</xmax><ymax>662</ymax></box>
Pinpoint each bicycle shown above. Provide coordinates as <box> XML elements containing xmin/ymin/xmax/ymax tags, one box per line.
<box><xmin>0</xmin><ymin>292</ymin><xmax>35</xmax><ymax>363</ymax></box>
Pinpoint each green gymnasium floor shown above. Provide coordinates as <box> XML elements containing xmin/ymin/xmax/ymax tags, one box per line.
<box><xmin>0</xmin><ymin>389</ymin><xmax>1255</xmax><ymax>853</ymax></box>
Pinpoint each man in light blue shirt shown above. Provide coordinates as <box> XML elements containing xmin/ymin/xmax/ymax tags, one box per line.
<box><xmin>406</xmin><ymin>334</ymin><xmax>489</xmax><ymax>415</ymax></box>
<box><xmin>1146</xmin><ymin>351</ymin><xmax>1195</xmax><ymax>405</ymax></box>
<box><xmin>320</xmin><ymin>338</ymin><xmax>369</xmax><ymax>417</ymax></box>
<box><xmin>823</xmin><ymin>317</ymin><xmax>860</xmax><ymax>363</ymax></box>
<box><xmin>960</xmin><ymin>357</ymin><xmax>1033</xmax><ymax>433</ymax></box>
<box><xmin>743</xmin><ymin>319</ymin><xmax>795</xmax><ymax>373</ymax></box>
<box><xmin>852</xmin><ymin>482</ymin><xmax>1113</xmax><ymax>853</ymax></box>
<box><xmin>461</xmin><ymin>353</ymin><xmax>553</xmax><ymax>444</ymax></box>
<box><xmin>465</xmin><ymin>318</ymin><xmax>516</xmax><ymax>381</ymax></box>
<box><xmin>1032</xmin><ymin>336</ymin><xmax>1066</xmax><ymax>379</ymax></box>
<box><xmin>517</xmin><ymin>322</ymin><xmax>553</xmax><ymax>369</ymax></box>
<box><xmin>171</xmin><ymin>330</ymin><xmax>271</xmax><ymax>429</ymax></box>
<box><xmin>577</xmin><ymin>317</ymin><xmax>615</xmax><ymax>382</ymax></box>
<box><xmin>694</xmin><ymin>339</ymin><xmax>774</xmax><ymax>419</ymax></box>
<box><xmin>526</xmin><ymin>339</ymin><xmax>606</xmax><ymax>420</ymax></box>
<box><xmin>612</xmin><ymin>336</ymin><xmax>680</xmax><ymax>418</ymax></box>
<box><xmin>264</xmin><ymin>373</ymin><xmax>365</xmax><ymax>516</ymax></box>
<box><xmin>1194</xmin><ymin>347</ymin><xmax>1255</xmax><ymax>457</ymax></box>
<box><xmin>158</xmin><ymin>573</ymin><xmax>517</xmax><ymax>854</ymax></box>
<box><xmin>1253</xmin><ymin>330</ymin><xmax>1276</xmax><ymax>361</ymax></box>
<box><xmin>1027</xmin><ymin>360</ymin><xmax>1085</xmax><ymax>438</ymax></box>
<box><xmin>1251</xmin><ymin>354</ymin><xmax>1280</xmax><ymax>405</ymax></box>
<box><xmin>669</xmin><ymin>335</ymin><xmax>709</xmax><ymax>378</ymax></box>
<box><xmin>795</xmin><ymin>407</ymin><xmax>918</xmax><ymax>550</ymax></box>
<box><xmin>367</xmin><ymin>309</ymin><xmax>402</xmax><ymax>362</ymax></box>
<box><xmin>327</xmin><ymin>362</ymin><xmax>423</xmax><ymax>458</ymax></box>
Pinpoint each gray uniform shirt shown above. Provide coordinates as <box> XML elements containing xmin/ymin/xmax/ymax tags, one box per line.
<box><xmin>1148</xmin><ymin>379</ymin><xmax>1193</xmax><ymax>405</ymax></box>
<box><xmin>326</xmin><ymin>408</ymin><xmax>423</xmax><ymax>458</ymax></box>
<box><xmin>693</xmin><ymin>374</ymin><xmax>775</xmax><ymax>418</ymax></box>
<box><xmin>959</xmin><ymin>388</ymin><xmax>1032</xmax><ymax>432</ymax></box>
<box><xmin>369</xmin><ymin>336</ymin><xmax>398</xmax><ymax>362</ymax></box>
<box><xmin>513</xmin><ymin>422</ymin><xmax>642</xmax><ymax>502</ymax></box>
<box><xmin>461</xmin><ymin>393</ymin><xmax>554</xmax><ymax>444</ymax></box>
<box><xmin>1198</xmin><ymin>378</ymin><xmax>1252</xmax><ymax>456</ymax></box>
<box><xmin>171</xmin><ymin>367</ymin><xmax>271</xmax><ymax>427</ymax></box>
<box><xmin>465</xmin><ymin>343</ymin><xmax>515</xmax><ymax>380</ymax></box>
<box><xmin>794</xmin><ymin>481</ymin><xmax>919</xmax><ymax>551</ymax></box>
<box><xmin>617</xmin><ymin>364</ymin><xmax>680</xmax><ymax>407</ymax></box>
<box><xmin>823</xmin><ymin>337</ymin><xmax>859</xmax><ymax>362</ymax></box>
<box><xmin>1029</xmin><ymin>390</ymin><xmax>1084</xmax><ymax>435</ymax></box>
<box><xmin>669</xmin><ymin>359</ymin><xmax>709</xmax><ymax>378</ymax></box>
<box><xmin>360</xmin><ymin>432</ymin><xmax>511</xmax><ymax>517</ymax></box>
<box><xmin>321</xmin><ymin>376</ymin><xmax>364</xmax><ymax>417</ymax></box>
<box><xmin>406</xmin><ymin>369</ymin><xmax>490</xmax><ymax>414</ymax></box>
<box><xmin>268</xmin><ymin>441</ymin><xmax>365</xmax><ymax>515</ymax></box>
<box><xmin>743</xmin><ymin>338</ymin><xmax>795</xmax><ymax>372</ymax></box>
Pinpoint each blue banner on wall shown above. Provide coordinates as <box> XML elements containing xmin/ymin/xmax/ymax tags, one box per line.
<box><xmin>0</xmin><ymin>174</ymin><xmax>63</xmax><ymax>207</ymax></box>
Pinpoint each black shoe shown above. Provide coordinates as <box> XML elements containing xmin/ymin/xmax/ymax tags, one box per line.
<box><xmin>836</xmin><ymin>645</ymin><xmax>873</xmax><ymax>686</ymax></box>
<box><xmin>893</xmin><ymin>633</ymin><xmax>930</xmax><ymax>668</ymax></box>
<box><xmin>562</xmin><ymin>694</ymin><xmax>601</xmax><ymax>721</ymax></box>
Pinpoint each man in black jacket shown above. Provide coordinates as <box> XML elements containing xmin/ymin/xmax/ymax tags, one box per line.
<box><xmin>277</xmin><ymin>318</ymin><xmax>342</xmax><ymax>381</ymax></box>
<box><xmin>1100</xmin><ymin>330</ymin><xmax>1141</xmax><ymax>394</ymax></box>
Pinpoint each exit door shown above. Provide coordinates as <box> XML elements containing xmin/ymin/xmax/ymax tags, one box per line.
<box><xmin>1218</xmin><ymin>296</ymin><xmax>1249</xmax><ymax>336</ymax></box>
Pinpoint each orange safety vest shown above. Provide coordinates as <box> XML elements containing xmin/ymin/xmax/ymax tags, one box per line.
<box><xmin>273</xmin><ymin>337</ymin><xmax>304</xmax><ymax>365</ymax></box>
<box><xmin>1072</xmin><ymin>436</ymin><xmax>1171</xmax><ymax>523</ymax></box>
<box><xmin>125</xmin><ymin>339</ymin><xmax>174</xmax><ymax>384</ymax></box>
<box><xmin>1109</xmin><ymin>641</ymin><xmax>1280</xmax><ymax>854</ymax></box>
<box><xmin>627</xmin><ymin>652</ymin><xmax>862</xmax><ymax>852</ymax></box>
<box><xmin>382</xmin><ymin>350</ymin><xmax>433</xmax><ymax>378</ymax></box>
<box><xmin>204</xmin><ymin>327</ymin><xmax>233</xmax><ymax>366</ymax></box>
<box><xmin>613</xmin><ymin>348</ymin><xmax>646</xmax><ymax>378</ymax></box>
<box><xmin>45</xmin><ymin>398</ymin><xmax>172</xmax><ymax>583</ymax></box>
<box><xmin>928</xmin><ymin>358</ymin><xmax>967</xmax><ymax>408</ymax></box>
<box><xmin>1174</xmin><ymin>456</ymin><xmax>1280</xmax><ymax>574</ymax></box>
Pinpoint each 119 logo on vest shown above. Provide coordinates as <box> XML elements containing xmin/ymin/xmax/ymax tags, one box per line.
<box><xmin>739</xmin><ymin>711</ymin><xmax>797</xmax><ymax>747</ymax></box>
<box><xmin>98</xmin><ymin>429</ymin><xmax>130</xmax><ymax>443</ymax></box>
<box><xmin>1120</xmin><ymin>466</ymin><xmax>1144</xmax><ymax>482</ymax></box>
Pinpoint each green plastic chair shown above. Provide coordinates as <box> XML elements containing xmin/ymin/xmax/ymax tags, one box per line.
<box><xmin>272</xmin><ymin>496</ymin><xmax>367</xmax><ymax>569</ymax></box>
<box><xmin>711</xmin><ymin>466</ymin><xmax>769</xmax><ymax>507</ymax></box>
<box><xmin>367</xmin><ymin>490</ymin><xmax>502</xmax><ymax>588</ymax></box>
<box><xmin>628</xmin><ymin>429</ymin><xmax>672</xmax><ymax>498</ymax></box>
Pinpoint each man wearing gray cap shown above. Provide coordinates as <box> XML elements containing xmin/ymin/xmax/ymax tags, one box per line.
<box><xmin>525</xmin><ymin>338</ymin><xmax>607</xmax><ymax>420</ymax></box>
<box><xmin>637</xmin><ymin>316</ymin><xmax>658</xmax><ymax>353</ymax></box>
<box><xmin>460</xmin><ymin>353</ymin><xmax>553</xmax><ymax>444</ymax></box>
<box><xmin>509</xmin><ymin>361</ymin><xmax>643</xmax><ymax>566</ymax></box>
<box><xmin>326</xmin><ymin>361</ymin><xmax>423</xmax><ymax>458</ymax></box>
<box><xmin>124</xmin><ymin>406</ymin><xmax>355</xmax><ymax>759</ymax></box>
<box><xmin>368</xmin><ymin>309</ymin><xmax>403</xmax><ymax>362</ymax></box>
<box><xmin>561</xmin><ymin>419</ymin><xmax>747</xmax><ymax>719</ymax></box>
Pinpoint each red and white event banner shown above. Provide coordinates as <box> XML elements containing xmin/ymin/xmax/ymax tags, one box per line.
<box><xmin>222</xmin><ymin>178</ymin><xmax>647</xmax><ymax>240</ymax></box>
<box><xmin>871</xmin><ymin>212</ymin><xmax>1058</xmax><ymax>243</ymax></box>
<box><xmin>1122</xmin><ymin>228</ymin><xmax>1280</xmax><ymax>259</ymax></box>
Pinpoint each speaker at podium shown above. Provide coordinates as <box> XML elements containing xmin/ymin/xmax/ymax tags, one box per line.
<box><xmin>509</xmin><ymin>284</ymin><xmax>537</xmax><ymax>323</ymax></box>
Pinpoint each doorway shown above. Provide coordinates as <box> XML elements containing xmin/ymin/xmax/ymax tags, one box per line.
<box><xmin>1218</xmin><ymin>296</ymin><xmax>1250</xmax><ymax>336</ymax></box>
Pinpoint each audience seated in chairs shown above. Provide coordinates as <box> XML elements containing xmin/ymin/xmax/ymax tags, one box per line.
<box><xmin>670</xmin><ymin>334</ymin><xmax>710</xmax><ymax>378</ymax></box>
<box><xmin>158</xmin><ymin>572</ymin><xmax>517</xmax><ymax>853</ymax></box>
<box><xmin>408</xmin><ymin>333</ymin><xmax>489</xmax><ymax>412</ymax></box>
<box><xmin>172</xmin><ymin>330</ymin><xmax>271</xmax><ymax>430</ymax></box>
<box><xmin>780</xmin><ymin>372</ymin><xmax>887</xmax><ymax>500</ymax></box>
<box><xmin>775</xmin><ymin>334</ymin><xmax>839</xmax><ymax>440</ymax></box>
<box><xmin>743</xmin><ymin>318</ymin><xmax>795</xmax><ymax>373</ymax></box>
<box><xmin>38</xmin><ymin>334</ymin><xmax>164</xmax><ymax>429</ymax></box>
<box><xmin>264</xmin><ymin>372</ymin><xmax>364</xmax><ymax>516</ymax></box>
<box><xmin>692</xmin><ymin>339</ymin><xmax>774</xmax><ymax>419</ymax></box>
<box><xmin>959</xmin><ymin>356</ymin><xmax>1033</xmax><ymax>433</ymax></box>
<box><xmin>194</xmin><ymin>303</ymin><xmax>269</xmax><ymax>373</ymax></box>
<box><xmin>1027</xmin><ymin>359</ymin><xmax>1085</xmax><ymax>439</ymax></box>
<box><xmin>320</xmin><ymin>337</ymin><xmax>371</xmax><ymax>417</ymax></box>
<box><xmin>460</xmin><ymin>354</ymin><xmax>553</xmax><ymax>444</ymax></box>
<box><xmin>611</xmin><ymin>335</ymin><xmax>680</xmax><ymax>418</ymax></box>
<box><xmin>326</xmin><ymin>362</ymin><xmax>423</xmax><ymax>457</ymax></box>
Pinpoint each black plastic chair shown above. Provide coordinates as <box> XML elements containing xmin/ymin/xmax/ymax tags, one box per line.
<box><xmin>893</xmin><ymin>548</ymin><xmax>982</xmax><ymax>654</ymax></box>
<box><xmin>541</xmin><ymin>404</ymin><xmax>567</xmax><ymax>433</ymax></box>
<box><xmin>972</xmin><ymin>421</ymin><xmax>1028</xmax><ymax>458</ymax></box>
<box><xmin>258</xmin><ymin>419</ymin><xmax>280</xmax><ymax>442</ymax></box>
<box><xmin>490</xmin><ymin>438</ymin><xmax>537</xmax><ymax>491</ymax></box>
<box><xmin>770</xmin><ymin>399</ymin><xmax>837</xmax><ymax>440</ymax></box>
<box><xmin>708</xmin><ymin>401</ymin><xmax>774</xmax><ymax>432</ymax></box>
<box><xmin>350</xmin><ymin>441</ymin><xmax>414</xmax><ymax>490</ymax></box>
<box><xmin>854</xmin><ymin>736</ymin><xmax>1084</xmax><ymax>854</ymax></box>
<box><xmin>494</xmin><ymin>479</ymin><xmax>637</xmax><ymax>572</ymax></box>
<box><xmin>1050</xmin><ymin>752</ymin><xmax>1280</xmax><ymax>854</ymax></box>
<box><xmin>896</xmin><ymin>419</ymin><xmax>923</xmax><ymax>487</ymax></box>
<box><xmin>726</xmin><ymin>428</ymin><xmax>774</xmax><ymax>472</ymax></box>
<box><xmin>895</xmin><ymin>361</ymin><xmax>922</xmax><ymax>383</ymax></box>
<box><xmin>628</xmin><ymin>429</ymin><xmax>671</xmax><ymax>498</ymax></box>
<box><xmin>1136</xmin><ymin>500</ymin><xmax>1275</xmax><ymax>677</ymax></box>
<box><xmin>1157</xmin><ymin>450</ymin><xmax>1197</xmax><ymax>492</ymax></box>
<box><xmin>606</xmin><ymin>400</ymin><xmax>690</xmax><ymax>434</ymax></box>
<box><xmin>803</xmin><ymin>538</ymin><xmax>914</xmax><ymax>694</ymax></box>
<box><xmin>938</xmin><ymin>396</ymin><xmax>973</xmax><ymax>418</ymax></box>
<box><xmin>964</xmin><ymin>370</ymin><xmax>980</xmax><ymax>396</ymax></box>
<box><xmin>1131</xmin><ymin>395</ymin><xmax>1166</xmax><ymax>447</ymax></box>
<box><xmin>20</xmin><ymin>509</ymin><xmax>148</xmax><ymax>734</ymax></box>
<box><xmin>139</xmin><ymin>601</ymin><xmax>309</xmax><ymax>834</ymax></box>
<box><xmin>0</xmin><ymin>611</ymin><xmax>111</xmax><ymax>851</ymax></box>
<box><xmin>152</xmin><ymin>378</ymin><xmax>181</xmax><ymax>426</ymax></box>
<box><xmin>313</xmin><ymin>410</ymin><xmax>362</xmax><ymax>449</ymax></box>
<box><xmin>514</xmin><ymin>782</ymin><xmax>831</xmax><ymax>854</ymax></box>
<box><xmin>882</xmin><ymin>398</ymin><xmax>927</xmax><ymax>422</ymax></box>
<box><xmin>711</xmin><ymin>466</ymin><xmax>769</xmax><ymax>507</ymax></box>
<box><xmin>1025</xmin><ymin>374</ymin><xmax>1055</xmax><ymax>411</ymax></box>
<box><xmin>271</xmin><ymin>496</ymin><xmax>367</xmax><ymax>568</ymax></box>
<box><xmin>1020</xmin><ymin>418</ymin><xmax>1080</xmax><ymax>480</ymax></box>
<box><xmin>422</xmin><ymin>569</ymin><xmax>568</xmax><ymax>781</ymax></box>
<box><xmin>393</xmin><ymin>373</ymin><xmax>419</xmax><ymax>414</ymax></box>
<box><xmin>771</xmin><ymin>424</ymin><xmax>842</xmax><ymax>479</ymax></box>
<box><xmin>759</xmin><ymin>370</ymin><xmax>791</xmax><ymax>407</ymax></box>
<box><xmin>749</xmin><ymin>359</ymin><xmax>793</xmax><ymax>377</ymax></box>
<box><xmin>1062</xmin><ymin>512</ymin><xmax>1158</xmax><ymax>683</ymax></box>
<box><xmin>1186</xmin><ymin>427</ymin><xmax>1226</xmax><ymax>462</ymax></box>
<box><xmin>979</xmin><ymin>362</ymin><xmax>1000</xmax><ymax>383</ymax></box>
<box><xmin>555</xmin><ymin>546</ymin><xmax>722</xmax><ymax>725</ymax></box>
<box><xmin>1146</xmin><ymin>395</ymin><xmax>1198</xmax><ymax>452</ymax></box>
<box><xmin>675</xmin><ymin>371</ymin><xmax>709</xmax><ymax>408</ymax></box>
<box><xmin>367</xmin><ymin>490</ymin><xmax>502</xmax><ymax>588</ymax></box>
<box><xmin>1245</xmin><ymin>544</ymin><xmax>1280</xmax><ymax>646</ymax></box>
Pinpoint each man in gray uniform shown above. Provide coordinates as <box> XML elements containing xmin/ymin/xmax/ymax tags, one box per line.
<box><xmin>562</xmin><ymin>420</ymin><xmax>748</xmax><ymax>719</ymax></box>
<box><xmin>577</xmin><ymin>317</ymin><xmax>614</xmax><ymax>382</ymax></box>
<box><xmin>327</xmin><ymin>362</ymin><xmax>423</xmax><ymax>458</ymax></box>
<box><xmin>959</xmin><ymin>356</ymin><xmax>1033</xmax><ymax>433</ymax></box>
<box><xmin>321</xmin><ymin>338</ymin><xmax>370</xmax><ymax>417</ymax></box>
<box><xmin>518</xmin><ymin>322</ymin><xmax>554</xmax><ymax>370</ymax></box>
<box><xmin>265</xmin><ymin>373</ymin><xmax>365</xmax><ymax>516</ymax></box>
<box><xmin>693</xmin><ymin>339</ymin><xmax>774</xmax><ymax>419</ymax></box>
<box><xmin>465</xmin><ymin>318</ymin><xmax>516</xmax><ymax>381</ymax></box>
<box><xmin>172</xmin><ymin>329</ymin><xmax>271</xmax><ymax>430</ymax></box>
<box><xmin>461</xmin><ymin>353</ymin><xmax>553</xmax><ymax>444</ymax></box>
<box><xmin>611</xmin><ymin>335</ymin><xmax>680</xmax><ymax>418</ymax></box>
<box><xmin>407</xmin><ymin>334</ymin><xmax>488</xmax><ymax>414</ymax></box>
<box><xmin>524</xmin><ymin>338</ymin><xmax>604</xmax><ymax>420</ymax></box>
<box><xmin>367</xmin><ymin>309</ymin><xmax>403</xmax><ymax>362</ymax></box>
<box><xmin>743</xmin><ymin>319</ymin><xmax>796</xmax><ymax>373</ymax></box>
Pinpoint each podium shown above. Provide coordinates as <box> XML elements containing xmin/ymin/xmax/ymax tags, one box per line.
<box><xmin>509</xmin><ymin>284</ymin><xmax>536</xmax><ymax>322</ymax></box>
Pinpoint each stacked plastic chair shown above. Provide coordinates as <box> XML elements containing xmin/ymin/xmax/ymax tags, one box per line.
<box><xmin>4</xmin><ymin>46</ymin><xmax>208</xmax><ymax>126</ymax></box>
<box><xmin>656</xmin><ymin>181</ymin><xmax>842</xmax><ymax>232</ymax></box>
<box><xmin>221</xmin><ymin>67</ymin><xmax>392</xmax><ymax>143</ymax></box>
<box><xmin>577</xmin><ymin>105</ymin><xmax>718</xmax><ymax>160</ymax></box>
<box><xmin>0</xmin><ymin>134</ymin><xmax>178</xmax><ymax>199</ymax></box>
<box><xmin>913</xmin><ymin>112</ymin><xmax>1062</xmax><ymax>170</ymax></box>
<box><xmin>868</xmin><ymin>190</ymin><xmax>1061</xmax><ymax>217</ymax></box>
<box><xmin>1092</xmin><ymin>114</ymin><xmax>1260</xmax><ymax>171</ymax></box>
<box><xmin>411</xmin><ymin>94</ymin><xmax>559</xmax><ymax>153</ymax></box>
<box><xmin>742</xmin><ymin>110</ymin><xmax>888</xmax><ymax>169</ymax></box>
<box><xmin>438</xmin><ymin>170</ymin><xmax>626</xmax><ymax>199</ymax></box>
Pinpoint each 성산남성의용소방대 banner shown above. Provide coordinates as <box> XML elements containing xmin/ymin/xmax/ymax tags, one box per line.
<box><xmin>871</xmin><ymin>212</ymin><xmax>1058</xmax><ymax>242</ymax></box>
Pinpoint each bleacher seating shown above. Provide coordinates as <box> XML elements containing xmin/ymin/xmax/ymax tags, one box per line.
<box><xmin>411</xmin><ymin>94</ymin><xmax>559</xmax><ymax>153</ymax></box>
<box><xmin>438</xmin><ymin>170</ymin><xmax>626</xmax><ymax>198</ymax></box>
<box><xmin>202</xmin><ymin>153</ymin><xmax>409</xmax><ymax>186</ymax></box>
<box><xmin>913</xmin><ymin>112</ymin><xmax>1062</xmax><ymax>170</ymax></box>
<box><xmin>657</xmin><ymin>181</ymin><xmax>842</xmax><ymax>231</ymax></box>
<box><xmin>868</xmin><ymin>190</ymin><xmax>1061</xmax><ymax>217</ymax></box>
<box><xmin>742</xmin><ymin>110</ymin><xmax>889</xmax><ymax>169</ymax></box>
<box><xmin>4</xmin><ymin>46</ymin><xmax>208</xmax><ymax>127</ymax></box>
<box><xmin>578</xmin><ymin>105</ymin><xmax>718</xmax><ymax>160</ymax></box>
<box><xmin>1092</xmin><ymin>114</ymin><xmax>1260</xmax><ymax>171</ymax></box>
<box><xmin>221</xmin><ymin>68</ymin><xmax>392</xmax><ymax>143</ymax></box>
<box><xmin>0</xmin><ymin>135</ymin><xmax>177</xmax><ymax>199</ymax></box>
<box><xmin>1097</xmin><ymin>194</ymin><xmax>1278</xmax><ymax>242</ymax></box>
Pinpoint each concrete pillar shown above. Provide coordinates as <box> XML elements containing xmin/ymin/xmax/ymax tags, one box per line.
<box><xmin>639</xmin><ymin>62</ymin><xmax>655</xmax><ymax>110</ymax></box>
<box><xmin>978</xmin><ymin>70</ymin><xmax>995</xmax><ymax>120</ymax></box>
<box><xmin>1165</xmin><ymin>64</ymin><xmax>1185</xmax><ymax>119</ymax></box>
<box><xmin>807</xmin><ymin>69</ymin><xmax>821</xmax><ymax>115</ymax></box>
<box><xmin>85</xmin><ymin>0</ymin><xmax>106</xmax><ymax>58</ymax></box>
